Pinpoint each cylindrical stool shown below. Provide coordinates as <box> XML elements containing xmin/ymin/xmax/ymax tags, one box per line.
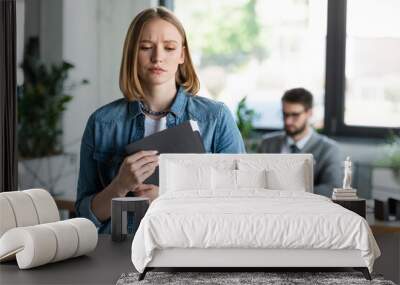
<box><xmin>111</xmin><ymin>197</ymin><xmax>149</xmax><ymax>242</ymax></box>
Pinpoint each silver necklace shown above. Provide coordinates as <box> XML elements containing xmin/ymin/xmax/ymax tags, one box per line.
<box><xmin>139</xmin><ymin>101</ymin><xmax>169</xmax><ymax>116</ymax></box>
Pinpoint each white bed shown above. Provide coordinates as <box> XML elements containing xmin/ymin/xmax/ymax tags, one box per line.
<box><xmin>131</xmin><ymin>154</ymin><xmax>380</xmax><ymax>280</ymax></box>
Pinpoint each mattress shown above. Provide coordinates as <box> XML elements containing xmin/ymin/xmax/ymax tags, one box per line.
<box><xmin>131</xmin><ymin>190</ymin><xmax>380</xmax><ymax>273</ymax></box>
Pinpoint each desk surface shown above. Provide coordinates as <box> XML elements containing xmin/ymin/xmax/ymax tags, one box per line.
<box><xmin>0</xmin><ymin>235</ymin><xmax>133</xmax><ymax>285</ymax></box>
<box><xmin>1</xmin><ymin>224</ymin><xmax>399</xmax><ymax>285</ymax></box>
<box><xmin>367</xmin><ymin>213</ymin><xmax>400</xmax><ymax>234</ymax></box>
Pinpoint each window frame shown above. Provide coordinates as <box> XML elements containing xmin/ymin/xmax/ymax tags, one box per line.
<box><xmin>324</xmin><ymin>0</ymin><xmax>400</xmax><ymax>138</ymax></box>
<box><xmin>163</xmin><ymin>0</ymin><xmax>400</xmax><ymax>138</ymax></box>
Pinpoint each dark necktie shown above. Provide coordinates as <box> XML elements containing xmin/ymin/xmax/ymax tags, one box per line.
<box><xmin>290</xmin><ymin>144</ymin><xmax>300</xmax><ymax>153</ymax></box>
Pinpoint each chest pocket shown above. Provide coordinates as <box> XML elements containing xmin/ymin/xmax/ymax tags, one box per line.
<box><xmin>93</xmin><ymin>151</ymin><xmax>124</xmax><ymax>188</ymax></box>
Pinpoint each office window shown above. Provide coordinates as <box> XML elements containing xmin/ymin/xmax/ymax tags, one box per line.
<box><xmin>174</xmin><ymin>0</ymin><xmax>327</xmax><ymax>129</ymax></box>
<box><xmin>345</xmin><ymin>0</ymin><xmax>400</xmax><ymax>128</ymax></box>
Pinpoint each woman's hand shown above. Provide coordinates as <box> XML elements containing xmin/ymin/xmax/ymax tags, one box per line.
<box><xmin>113</xmin><ymin>150</ymin><xmax>158</xmax><ymax>196</ymax></box>
<box><xmin>91</xmin><ymin>151</ymin><xmax>158</xmax><ymax>222</ymax></box>
<box><xmin>134</xmin><ymin>184</ymin><xmax>159</xmax><ymax>202</ymax></box>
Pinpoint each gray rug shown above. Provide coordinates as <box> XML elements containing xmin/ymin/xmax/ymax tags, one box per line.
<box><xmin>117</xmin><ymin>271</ymin><xmax>396</xmax><ymax>285</ymax></box>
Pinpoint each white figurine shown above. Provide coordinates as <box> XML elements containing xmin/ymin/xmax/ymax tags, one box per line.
<box><xmin>342</xmin><ymin>156</ymin><xmax>352</xmax><ymax>189</ymax></box>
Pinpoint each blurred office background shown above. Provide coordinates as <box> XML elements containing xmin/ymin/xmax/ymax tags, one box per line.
<box><xmin>14</xmin><ymin>0</ymin><xmax>399</xmax><ymax>208</ymax></box>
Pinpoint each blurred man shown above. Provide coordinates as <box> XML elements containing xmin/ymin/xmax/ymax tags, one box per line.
<box><xmin>258</xmin><ymin>88</ymin><xmax>342</xmax><ymax>197</ymax></box>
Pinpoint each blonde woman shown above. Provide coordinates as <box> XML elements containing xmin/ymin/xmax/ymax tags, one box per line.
<box><xmin>76</xmin><ymin>7</ymin><xmax>245</xmax><ymax>233</ymax></box>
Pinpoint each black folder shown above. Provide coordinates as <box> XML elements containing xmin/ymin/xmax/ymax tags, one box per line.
<box><xmin>125</xmin><ymin>121</ymin><xmax>206</xmax><ymax>186</ymax></box>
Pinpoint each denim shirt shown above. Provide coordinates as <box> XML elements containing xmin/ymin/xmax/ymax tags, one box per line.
<box><xmin>75</xmin><ymin>86</ymin><xmax>245</xmax><ymax>233</ymax></box>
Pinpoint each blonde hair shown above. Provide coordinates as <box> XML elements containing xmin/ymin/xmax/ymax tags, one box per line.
<box><xmin>119</xmin><ymin>7</ymin><xmax>200</xmax><ymax>101</ymax></box>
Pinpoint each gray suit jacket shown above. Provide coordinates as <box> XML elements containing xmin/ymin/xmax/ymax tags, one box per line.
<box><xmin>258</xmin><ymin>131</ymin><xmax>343</xmax><ymax>197</ymax></box>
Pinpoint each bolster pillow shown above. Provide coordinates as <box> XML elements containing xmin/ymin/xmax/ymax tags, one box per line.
<box><xmin>0</xmin><ymin>218</ymin><xmax>98</xmax><ymax>269</ymax></box>
<box><xmin>0</xmin><ymin>189</ymin><xmax>60</xmax><ymax>237</ymax></box>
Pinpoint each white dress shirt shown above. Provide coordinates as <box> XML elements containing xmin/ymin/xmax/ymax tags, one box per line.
<box><xmin>281</xmin><ymin>128</ymin><xmax>314</xmax><ymax>153</ymax></box>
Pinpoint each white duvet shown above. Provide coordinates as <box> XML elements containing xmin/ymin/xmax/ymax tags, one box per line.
<box><xmin>131</xmin><ymin>190</ymin><xmax>380</xmax><ymax>273</ymax></box>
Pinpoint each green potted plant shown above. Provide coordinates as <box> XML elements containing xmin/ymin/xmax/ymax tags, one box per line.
<box><xmin>18</xmin><ymin>37</ymin><xmax>88</xmax><ymax>194</ymax></box>
<box><xmin>18</xmin><ymin>37</ymin><xmax>88</xmax><ymax>158</ymax></box>
<box><xmin>236</xmin><ymin>96</ymin><xmax>260</xmax><ymax>153</ymax></box>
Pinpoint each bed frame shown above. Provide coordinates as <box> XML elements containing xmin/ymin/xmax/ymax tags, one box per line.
<box><xmin>137</xmin><ymin>154</ymin><xmax>372</xmax><ymax>281</ymax></box>
<box><xmin>138</xmin><ymin>248</ymin><xmax>371</xmax><ymax>280</ymax></box>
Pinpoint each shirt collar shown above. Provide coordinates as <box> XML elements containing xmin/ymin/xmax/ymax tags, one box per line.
<box><xmin>286</xmin><ymin>128</ymin><xmax>314</xmax><ymax>150</ymax></box>
<box><xmin>128</xmin><ymin>99</ymin><xmax>142</xmax><ymax>119</ymax></box>
<box><xmin>169</xmin><ymin>86</ymin><xmax>188</xmax><ymax>117</ymax></box>
<box><xmin>128</xmin><ymin>85</ymin><xmax>188</xmax><ymax>118</ymax></box>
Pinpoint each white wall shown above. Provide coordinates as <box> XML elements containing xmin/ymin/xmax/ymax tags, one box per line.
<box><xmin>62</xmin><ymin>0</ymin><xmax>100</xmax><ymax>153</ymax></box>
<box><xmin>41</xmin><ymin>0</ymin><xmax>63</xmax><ymax>65</ymax></box>
<box><xmin>16</xmin><ymin>0</ymin><xmax>25</xmax><ymax>86</ymax></box>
